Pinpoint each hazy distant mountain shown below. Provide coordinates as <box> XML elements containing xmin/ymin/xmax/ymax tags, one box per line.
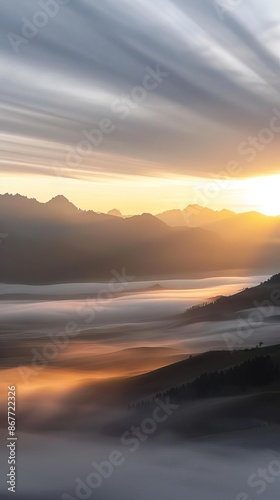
<box><xmin>156</xmin><ymin>205</ymin><xmax>280</xmax><ymax>242</ymax></box>
<box><xmin>156</xmin><ymin>205</ymin><xmax>280</xmax><ymax>262</ymax></box>
<box><xmin>0</xmin><ymin>194</ymin><xmax>279</xmax><ymax>283</ymax></box>
<box><xmin>204</xmin><ymin>210</ymin><xmax>280</xmax><ymax>242</ymax></box>
<box><xmin>156</xmin><ymin>205</ymin><xmax>235</xmax><ymax>227</ymax></box>
<box><xmin>107</xmin><ymin>209</ymin><xmax>123</xmax><ymax>217</ymax></box>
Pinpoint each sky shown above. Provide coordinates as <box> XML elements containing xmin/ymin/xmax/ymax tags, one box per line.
<box><xmin>0</xmin><ymin>0</ymin><xmax>280</xmax><ymax>214</ymax></box>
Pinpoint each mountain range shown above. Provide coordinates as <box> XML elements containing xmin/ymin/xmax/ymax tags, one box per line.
<box><xmin>0</xmin><ymin>194</ymin><xmax>279</xmax><ymax>283</ymax></box>
<box><xmin>108</xmin><ymin>204</ymin><xmax>280</xmax><ymax>239</ymax></box>
<box><xmin>156</xmin><ymin>205</ymin><xmax>235</xmax><ymax>227</ymax></box>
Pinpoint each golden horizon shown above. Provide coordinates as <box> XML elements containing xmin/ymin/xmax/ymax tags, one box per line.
<box><xmin>1</xmin><ymin>173</ymin><xmax>280</xmax><ymax>217</ymax></box>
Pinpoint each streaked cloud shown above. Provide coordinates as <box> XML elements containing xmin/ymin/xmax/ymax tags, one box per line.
<box><xmin>1</xmin><ymin>0</ymin><xmax>280</xmax><ymax>183</ymax></box>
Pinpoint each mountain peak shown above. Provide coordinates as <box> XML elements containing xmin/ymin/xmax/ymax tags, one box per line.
<box><xmin>184</xmin><ymin>204</ymin><xmax>235</xmax><ymax>215</ymax></box>
<box><xmin>46</xmin><ymin>195</ymin><xmax>77</xmax><ymax>211</ymax></box>
<box><xmin>47</xmin><ymin>195</ymin><xmax>71</xmax><ymax>204</ymax></box>
<box><xmin>108</xmin><ymin>209</ymin><xmax>122</xmax><ymax>217</ymax></box>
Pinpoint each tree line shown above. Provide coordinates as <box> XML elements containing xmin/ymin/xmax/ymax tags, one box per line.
<box><xmin>130</xmin><ymin>356</ymin><xmax>279</xmax><ymax>408</ymax></box>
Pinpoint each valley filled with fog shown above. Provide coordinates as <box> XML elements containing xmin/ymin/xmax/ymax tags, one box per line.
<box><xmin>1</xmin><ymin>274</ymin><xmax>280</xmax><ymax>499</ymax></box>
<box><xmin>1</xmin><ymin>275</ymin><xmax>276</xmax><ymax>379</ymax></box>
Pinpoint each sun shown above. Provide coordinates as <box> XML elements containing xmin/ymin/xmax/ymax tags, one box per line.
<box><xmin>245</xmin><ymin>175</ymin><xmax>280</xmax><ymax>216</ymax></box>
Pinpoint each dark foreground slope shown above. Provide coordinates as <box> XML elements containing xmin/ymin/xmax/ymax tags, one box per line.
<box><xmin>12</xmin><ymin>345</ymin><xmax>280</xmax><ymax>440</ymax></box>
<box><xmin>182</xmin><ymin>273</ymin><xmax>280</xmax><ymax>324</ymax></box>
<box><xmin>58</xmin><ymin>343</ymin><xmax>280</xmax><ymax>409</ymax></box>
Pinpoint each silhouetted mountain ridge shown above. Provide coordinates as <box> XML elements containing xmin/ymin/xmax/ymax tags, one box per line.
<box><xmin>0</xmin><ymin>194</ymin><xmax>232</xmax><ymax>283</ymax></box>
<box><xmin>0</xmin><ymin>194</ymin><xmax>280</xmax><ymax>283</ymax></box>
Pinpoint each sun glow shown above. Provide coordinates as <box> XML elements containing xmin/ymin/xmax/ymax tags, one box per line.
<box><xmin>245</xmin><ymin>175</ymin><xmax>280</xmax><ymax>216</ymax></box>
